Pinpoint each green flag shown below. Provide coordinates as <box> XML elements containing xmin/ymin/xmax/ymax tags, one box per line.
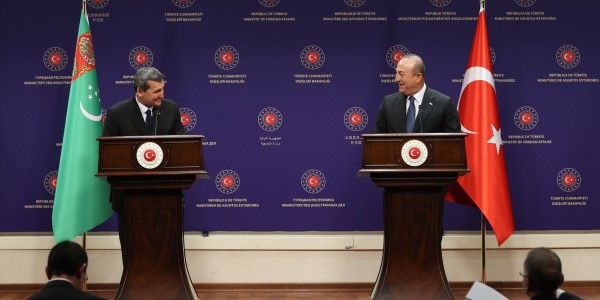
<box><xmin>52</xmin><ymin>2</ymin><xmax>112</xmax><ymax>242</ymax></box>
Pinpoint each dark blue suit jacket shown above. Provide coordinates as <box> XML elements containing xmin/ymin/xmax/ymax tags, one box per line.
<box><xmin>27</xmin><ymin>280</ymin><xmax>106</xmax><ymax>300</ymax></box>
<box><xmin>375</xmin><ymin>87</ymin><xmax>460</xmax><ymax>133</ymax></box>
<box><xmin>529</xmin><ymin>291</ymin><xmax>583</xmax><ymax>300</ymax></box>
<box><xmin>103</xmin><ymin>97</ymin><xmax>185</xmax><ymax>136</ymax></box>
<box><xmin>102</xmin><ymin>97</ymin><xmax>186</xmax><ymax>212</ymax></box>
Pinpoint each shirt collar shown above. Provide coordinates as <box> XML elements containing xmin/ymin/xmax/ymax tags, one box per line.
<box><xmin>407</xmin><ymin>84</ymin><xmax>426</xmax><ymax>107</ymax></box>
<box><xmin>135</xmin><ymin>95</ymin><xmax>152</xmax><ymax>114</ymax></box>
<box><xmin>48</xmin><ymin>278</ymin><xmax>73</xmax><ymax>285</ymax></box>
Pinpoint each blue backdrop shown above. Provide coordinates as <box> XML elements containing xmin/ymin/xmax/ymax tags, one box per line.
<box><xmin>1</xmin><ymin>0</ymin><xmax>598</xmax><ymax>233</ymax></box>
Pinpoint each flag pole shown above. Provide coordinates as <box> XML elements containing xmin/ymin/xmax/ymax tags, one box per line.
<box><xmin>81</xmin><ymin>0</ymin><xmax>88</xmax><ymax>291</ymax></box>
<box><xmin>479</xmin><ymin>0</ymin><xmax>487</xmax><ymax>285</ymax></box>
<box><xmin>481</xmin><ymin>214</ymin><xmax>486</xmax><ymax>283</ymax></box>
<box><xmin>82</xmin><ymin>232</ymin><xmax>88</xmax><ymax>291</ymax></box>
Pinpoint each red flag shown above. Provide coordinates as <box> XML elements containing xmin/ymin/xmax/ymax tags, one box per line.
<box><xmin>446</xmin><ymin>3</ymin><xmax>514</xmax><ymax>246</ymax></box>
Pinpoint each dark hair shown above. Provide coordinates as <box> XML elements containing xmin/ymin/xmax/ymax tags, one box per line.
<box><xmin>47</xmin><ymin>241</ymin><xmax>88</xmax><ymax>277</ymax></box>
<box><xmin>133</xmin><ymin>67</ymin><xmax>165</xmax><ymax>92</ymax></box>
<box><xmin>401</xmin><ymin>53</ymin><xmax>426</xmax><ymax>78</ymax></box>
<box><xmin>524</xmin><ymin>247</ymin><xmax>564</xmax><ymax>294</ymax></box>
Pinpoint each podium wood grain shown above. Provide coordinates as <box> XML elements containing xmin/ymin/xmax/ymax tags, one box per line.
<box><xmin>360</xmin><ymin>133</ymin><xmax>468</xmax><ymax>300</ymax></box>
<box><xmin>97</xmin><ymin>135</ymin><xmax>207</xmax><ymax>300</ymax></box>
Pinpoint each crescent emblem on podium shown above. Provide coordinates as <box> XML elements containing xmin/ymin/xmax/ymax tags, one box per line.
<box><xmin>400</xmin><ymin>140</ymin><xmax>428</xmax><ymax>167</ymax></box>
<box><xmin>136</xmin><ymin>142</ymin><xmax>164</xmax><ymax>169</ymax></box>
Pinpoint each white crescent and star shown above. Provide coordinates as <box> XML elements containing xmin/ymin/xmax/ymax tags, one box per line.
<box><xmin>181</xmin><ymin>115</ymin><xmax>190</xmax><ymax>124</ymax></box>
<box><xmin>136</xmin><ymin>142</ymin><xmax>163</xmax><ymax>169</ymax></box>
<box><xmin>458</xmin><ymin>65</ymin><xmax>503</xmax><ymax>155</ymax></box>
<box><xmin>488</xmin><ymin>124</ymin><xmax>503</xmax><ymax>155</ymax></box>
<box><xmin>222</xmin><ymin>53</ymin><xmax>232</xmax><ymax>63</ymax></box>
<box><xmin>409</xmin><ymin>148</ymin><xmax>420</xmax><ymax>158</ymax></box>
<box><xmin>563</xmin><ymin>175</ymin><xmax>574</xmax><ymax>185</ymax></box>
<box><xmin>308</xmin><ymin>177</ymin><xmax>319</xmax><ymax>186</ymax></box>
<box><xmin>458</xmin><ymin>66</ymin><xmax>496</xmax><ymax>135</ymax></box>
<box><xmin>79</xmin><ymin>101</ymin><xmax>102</xmax><ymax>121</ymax></box>
<box><xmin>144</xmin><ymin>150</ymin><xmax>155</xmax><ymax>160</ymax></box>
<box><xmin>222</xmin><ymin>176</ymin><xmax>233</xmax><ymax>187</ymax></box>
<box><xmin>265</xmin><ymin>114</ymin><xmax>275</xmax><ymax>124</ymax></box>
<box><xmin>136</xmin><ymin>53</ymin><xmax>146</xmax><ymax>63</ymax></box>
<box><xmin>79</xmin><ymin>85</ymin><xmax>102</xmax><ymax>122</ymax></box>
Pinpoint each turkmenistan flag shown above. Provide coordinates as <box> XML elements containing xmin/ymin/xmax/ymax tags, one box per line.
<box><xmin>53</xmin><ymin>1</ymin><xmax>112</xmax><ymax>242</ymax></box>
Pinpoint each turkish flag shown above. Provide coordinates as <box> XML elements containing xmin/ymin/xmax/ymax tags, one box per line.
<box><xmin>446</xmin><ymin>5</ymin><xmax>515</xmax><ymax>246</ymax></box>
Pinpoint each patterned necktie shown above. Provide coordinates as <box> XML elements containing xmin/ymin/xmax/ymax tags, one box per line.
<box><xmin>145</xmin><ymin>109</ymin><xmax>154</xmax><ymax>135</ymax></box>
<box><xmin>406</xmin><ymin>95</ymin><xmax>416</xmax><ymax>133</ymax></box>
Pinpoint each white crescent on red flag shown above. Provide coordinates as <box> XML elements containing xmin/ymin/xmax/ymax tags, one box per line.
<box><xmin>446</xmin><ymin>4</ymin><xmax>515</xmax><ymax>246</ymax></box>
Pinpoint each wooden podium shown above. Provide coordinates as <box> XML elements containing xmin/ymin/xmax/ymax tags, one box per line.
<box><xmin>97</xmin><ymin>135</ymin><xmax>207</xmax><ymax>300</ymax></box>
<box><xmin>359</xmin><ymin>133</ymin><xmax>468</xmax><ymax>300</ymax></box>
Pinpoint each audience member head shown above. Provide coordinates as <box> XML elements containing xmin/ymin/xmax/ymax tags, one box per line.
<box><xmin>522</xmin><ymin>247</ymin><xmax>564</xmax><ymax>297</ymax></box>
<box><xmin>45</xmin><ymin>241</ymin><xmax>88</xmax><ymax>290</ymax></box>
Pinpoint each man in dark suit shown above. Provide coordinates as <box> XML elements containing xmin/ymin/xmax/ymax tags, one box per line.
<box><xmin>103</xmin><ymin>67</ymin><xmax>185</xmax><ymax>137</ymax></box>
<box><xmin>28</xmin><ymin>241</ymin><xmax>106</xmax><ymax>300</ymax></box>
<box><xmin>103</xmin><ymin>67</ymin><xmax>186</xmax><ymax>263</ymax></box>
<box><xmin>522</xmin><ymin>247</ymin><xmax>583</xmax><ymax>300</ymax></box>
<box><xmin>375</xmin><ymin>53</ymin><xmax>460</xmax><ymax>133</ymax></box>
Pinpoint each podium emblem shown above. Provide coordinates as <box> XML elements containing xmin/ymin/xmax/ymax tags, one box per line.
<box><xmin>136</xmin><ymin>142</ymin><xmax>164</xmax><ymax>169</ymax></box>
<box><xmin>400</xmin><ymin>140</ymin><xmax>428</xmax><ymax>167</ymax></box>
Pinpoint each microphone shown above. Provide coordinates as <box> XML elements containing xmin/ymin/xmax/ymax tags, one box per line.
<box><xmin>153</xmin><ymin>107</ymin><xmax>160</xmax><ymax>135</ymax></box>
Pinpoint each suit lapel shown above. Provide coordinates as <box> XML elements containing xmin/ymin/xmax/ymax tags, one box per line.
<box><xmin>128</xmin><ymin>98</ymin><xmax>147</xmax><ymax>135</ymax></box>
<box><xmin>394</xmin><ymin>93</ymin><xmax>408</xmax><ymax>132</ymax></box>
<box><xmin>413</xmin><ymin>88</ymin><xmax>436</xmax><ymax>133</ymax></box>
